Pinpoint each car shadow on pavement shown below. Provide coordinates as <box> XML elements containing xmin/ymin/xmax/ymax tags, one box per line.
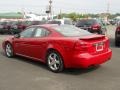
<box><xmin>14</xmin><ymin>55</ymin><xmax>101</xmax><ymax>75</ymax></box>
<box><xmin>62</xmin><ymin>66</ymin><xmax>100</xmax><ymax>75</ymax></box>
<box><xmin>15</xmin><ymin>56</ymin><xmax>49</xmax><ymax>70</ymax></box>
<box><xmin>0</xmin><ymin>51</ymin><xmax>101</xmax><ymax>75</ymax></box>
<box><xmin>13</xmin><ymin>56</ymin><xmax>100</xmax><ymax>75</ymax></box>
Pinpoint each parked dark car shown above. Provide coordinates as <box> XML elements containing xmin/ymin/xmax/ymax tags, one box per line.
<box><xmin>0</xmin><ymin>21</ymin><xmax>47</xmax><ymax>35</ymax></box>
<box><xmin>109</xmin><ymin>20</ymin><xmax>116</xmax><ymax>25</ymax></box>
<box><xmin>115</xmin><ymin>21</ymin><xmax>120</xmax><ymax>46</ymax></box>
<box><xmin>31</xmin><ymin>21</ymin><xmax>47</xmax><ymax>25</ymax></box>
<box><xmin>10</xmin><ymin>21</ymin><xmax>22</xmax><ymax>34</ymax></box>
<box><xmin>4</xmin><ymin>21</ymin><xmax>14</xmax><ymax>34</ymax></box>
<box><xmin>0</xmin><ymin>21</ymin><xmax>7</xmax><ymax>34</ymax></box>
<box><xmin>76</xmin><ymin>19</ymin><xmax>107</xmax><ymax>35</ymax></box>
<box><xmin>11</xmin><ymin>21</ymin><xmax>46</xmax><ymax>34</ymax></box>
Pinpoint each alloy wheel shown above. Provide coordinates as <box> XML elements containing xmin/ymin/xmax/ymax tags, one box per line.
<box><xmin>47</xmin><ymin>51</ymin><xmax>64</xmax><ymax>72</ymax></box>
<box><xmin>5</xmin><ymin>43</ymin><xmax>13</xmax><ymax>57</ymax></box>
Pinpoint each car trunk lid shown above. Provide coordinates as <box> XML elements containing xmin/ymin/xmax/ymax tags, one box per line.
<box><xmin>74</xmin><ymin>35</ymin><xmax>109</xmax><ymax>54</ymax></box>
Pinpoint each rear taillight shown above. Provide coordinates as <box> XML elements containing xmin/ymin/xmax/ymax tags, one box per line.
<box><xmin>91</xmin><ymin>24</ymin><xmax>101</xmax><ymax>30</ymax></box>
<box><xmin>116</xmin><ymin>27</ymin><xmax>120</xmax><ymax>31</ymax></box>
<box><xmin>74</xmin><ymin>41</ymin><xmax>88</xmax><ymax>52</ymax></box>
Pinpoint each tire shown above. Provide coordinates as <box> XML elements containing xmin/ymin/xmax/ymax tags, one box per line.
<box><xmin>5</xmin><ymin>43</ymin><xmax>14</xmax><ymax>58</ymax></box>
<box><xmin>46</xmin><ymin>50</ymin><xmax>64</xmax><ymax>73</ymax></box>
<box><xmin>115</xmin><ymin>39</ymin><xmax>120</xmax><ymax>47</ymax></box>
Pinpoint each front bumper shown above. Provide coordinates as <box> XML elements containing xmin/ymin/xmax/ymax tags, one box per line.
<box><xmin>72</xmin><ymin>49</ymin><xmax>112</xmax><ymax>68</ymax></box>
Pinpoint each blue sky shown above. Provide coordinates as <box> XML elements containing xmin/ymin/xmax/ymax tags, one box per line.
<box><xmin>0</xmin><ymin>0</ymin><xmax>119</xmax><ymax>14</ymax></box>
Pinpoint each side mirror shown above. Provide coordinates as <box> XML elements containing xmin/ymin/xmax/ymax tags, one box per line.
<box><xmin>14</xmin><ymin>34</ymin><xmax>20</xmax><ymax>38</ymax></box>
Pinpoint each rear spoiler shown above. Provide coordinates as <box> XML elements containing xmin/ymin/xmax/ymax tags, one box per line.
<box><xmin>79</xmin><ymin>35</ymin><xmax>105</xmax><ymax>40</ymax></box>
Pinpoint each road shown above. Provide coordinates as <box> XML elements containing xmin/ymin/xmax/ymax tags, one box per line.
<box><xmin>0</xmin><ymin>26</ymin><xmax>120</xmax><ymax>90</ymax></box>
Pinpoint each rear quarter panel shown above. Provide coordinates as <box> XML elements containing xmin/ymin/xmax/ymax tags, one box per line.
<box><xmin>46</xmin><ymin>38</ymin><xmax>77</xmax><ymax>68</ymax></box>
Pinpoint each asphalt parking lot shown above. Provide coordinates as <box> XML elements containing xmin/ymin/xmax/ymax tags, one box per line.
<box><xmin>0</xmin><ymin>25</ymin><xmax>120</xmax><ymax>90</ymax></box>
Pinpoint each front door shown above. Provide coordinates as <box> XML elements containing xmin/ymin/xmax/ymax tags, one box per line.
<box><xmin>14</xmin><ymin>27</ymin><xmax>36</xmax><ymax>56</ymax></box>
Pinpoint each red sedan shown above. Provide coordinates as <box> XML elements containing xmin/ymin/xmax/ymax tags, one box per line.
<box><xmin>2</xmin><ymin>24</ymin><xmax>112</xmax><ymax>72</ymax></box>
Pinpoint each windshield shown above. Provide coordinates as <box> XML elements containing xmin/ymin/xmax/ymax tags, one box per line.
<box><xmin>53</xmin><ymin>25</ymin><xmax>92</xmax><ymax>37</ymax></box>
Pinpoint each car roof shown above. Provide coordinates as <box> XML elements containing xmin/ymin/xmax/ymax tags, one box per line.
<box><xmin>28</xmin><ymin>24</ymin><xmax>75</xmax><ymax>29</ymax></box>
<box><xmin>40</xmin><ymin>24</ymin><xmax>59</xmax><ymax>27</ymax></box>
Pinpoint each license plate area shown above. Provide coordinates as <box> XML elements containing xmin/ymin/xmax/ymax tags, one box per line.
<box><xmin>94</xmin><ymin>42</ymin><xmax>104</xmax><ymax>52</ymax></box>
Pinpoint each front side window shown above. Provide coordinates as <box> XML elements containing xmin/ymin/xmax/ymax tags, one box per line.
<box><xmin>20</xmin><ymin>27</ymin><xmax>35</xmax><ymax>38</ymax></box>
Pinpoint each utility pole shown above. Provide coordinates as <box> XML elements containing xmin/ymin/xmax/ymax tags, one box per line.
<box><xmin>46</xmin><ymin>0</ymin><xmax>53</xmax><ymax>20</ymax></box>
<box><xmin>49</xmin><ymin>0</ymin><xmax>52</xmax><ymax>19</ymax></box>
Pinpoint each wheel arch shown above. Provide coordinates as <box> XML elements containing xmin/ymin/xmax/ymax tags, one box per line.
<box><xmin>45</xmin><ymin>48</ymin><xmax>67</xmax><ymax>68</ymax></box>
<box><xmin>4</xmin><ymin>41</ymin><xmax>14</xmax><ymax>53</ymax></box>
<box><xmin>3</xmin><ymin>41</ymin><xmax>12</xmax><ymax>49</ymax></box>
<box><xmin>46</xmin><ymin>48</ymin><xmax>64</xmax><ymax>61</ymax></box>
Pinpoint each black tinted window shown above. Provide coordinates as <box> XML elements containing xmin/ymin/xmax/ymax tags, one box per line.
<box><xmin>76</xmin><ymin>19</ymin><xmax>97</xmax><ymax>27</ymax></box>
<box><xmin>53</xmin><ymin>25</ymin><xmax>92</xmax><ymax>37</ymax></box>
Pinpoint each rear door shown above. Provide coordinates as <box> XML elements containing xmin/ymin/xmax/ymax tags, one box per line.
<box><xmin>28</xmin><ymin>27</ymin><xmax>50</xmax><ymax>61</ymax></box>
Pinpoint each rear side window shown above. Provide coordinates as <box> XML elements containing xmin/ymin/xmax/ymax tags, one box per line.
<box><xmin>34</xmin><ymin>28</ymin><xmax>50</xmax><ymax>37</ymax></box>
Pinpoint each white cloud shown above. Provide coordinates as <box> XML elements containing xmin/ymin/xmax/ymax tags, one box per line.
<box><xmin>0</xmin><ymin>0</ymin><xmax>119</xmax><ymax>13</ymax></box>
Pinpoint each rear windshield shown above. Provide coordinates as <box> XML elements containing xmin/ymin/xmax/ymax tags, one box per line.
<box><xmin>76</xmin><ymin>19</ymin><xmax>97</xmax><ymax>27</ymax></box>
<box><xmin>53</xmin><ymin>25</ymin><xmax>92</xmax><ymax>37</ymax></box>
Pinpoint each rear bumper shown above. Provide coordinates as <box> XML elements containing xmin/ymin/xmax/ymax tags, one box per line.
<box><xmin>71</xmin><ymin>49</ymin><xmax>112</xmax><ymax>68</ymax></box>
